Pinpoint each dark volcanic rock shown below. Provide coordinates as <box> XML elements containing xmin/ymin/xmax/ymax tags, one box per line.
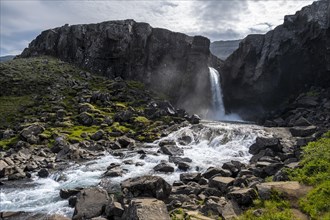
<box><xmin>73</xmin><ymin>187</ymin><xmax>109</xmax><ymax>220</ymax></box>
<box><xmin>221</xmin><ymin>1</ymin><xmax>330</xmax><ymax>120</ymax></box>
<box><xmin>121</xmin><ymin>175</ymin><xmax>172</xmax><ymax>200</ymax></box>
<box><xmin>20</xmin><ymin>20</ymin><xmax>217</xmax><ymax>116</ymax></box>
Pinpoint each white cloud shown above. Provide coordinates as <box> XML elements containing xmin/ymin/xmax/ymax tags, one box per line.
<box><xmin>0</xmin><ymin>0</ymin><xmax>316</xmax><ymax>56</ymax></box>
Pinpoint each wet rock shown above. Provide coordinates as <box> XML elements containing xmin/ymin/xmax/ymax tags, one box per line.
<box><xmin>116</xmin><ymin>136</ymin><xmax>135</xmax><ymax>148</ymax></box>
<box><xmin>202</xmin><ymin>167</ymin><xmax>233</xmax><ymax>179</ymax></box>
<box><xmin>121</xmin><ymin>175</ymin><xmax>172</xmax><ymax>200</ymax></box>
<box><xmin>189</xmin><ymin>114</ymin><xmax>201</xmax><ymax>124</ymax></box>
<box><xmin>249</xmin><ymin>137</ymin><xmax>282</xmax><ymax>155</ymax></box>
<box><xmin>169</xmin><ymin>156</ymin><xmax>192</xmax><ymax>164</ymax></box>
<box><xmin>73</xmin><ymin>187</ymin><xmax>109</xmax><ymax>220</ymax></box>
<box><xmin>222</xmin><ymin>162</ymin><xmax>241</xmax><ymax>177</ymax></box>
<box><xmin>178</xmin><ymin>135</ymin><xmax>193</xmax><ymax>145</ymax></box>
<box><xmin>293</xmin><ymin>117</ymin><xmax>312</xmax><ymax>126</ymax></box>
<box><xmin>38</xmin><ymin>168</ymin><xmax>49</xmax><ymax>178</ymax></box>
<box><xmin>178</xmin><ymin>162</ymin><xmax>190</xmax><ymax>171</ymax></box>
<box><xmin>153</xmin><ymin>162</ymin><xmax>174</xmax><ymax>173</ymax></box>
<box><xmin>121</xmin><ymin>198</ymin><xmax>170</xmax><ymax>220</ymax></box>
<box><xmin>180</xmin><ymin>172</ymin><xmax>201</xmax><ymax>184</ymax></box>
<box><xmin>103</xmin><ymin>167</ymin><xmax>124</xmax><ymax>177</ymax></box>
<box><xmin>209</xmin><ymin>176</ymin><xmax>235</xmax><ymax>193</ymax></box>
<box><xmin>289</xmin><ymin>126</ymin><xmax>317</xmax><ymax>137</ymax></box>
<box><xmin>227</xmin><ymin>188</ymin><xmax>257</xmax><ymax>206</ymax></box>
<box><xmin>60</xmin><ymin>188</ymin><xmax>82</xmax><ymax>199</ymax></box>
<box><xmin>172</xmin><ymin>183</ymin><xmax>203</xmax><ymax>195</ymax></box>
<box><xmin>160</xmin><ymin>145</ymin><xmax>183</xmax><ymax>156</ymax></box>
<box><xmin>114</xmin><ymin>110</ymin><xmax>133</xmax><ymax>123</ymax></box>
<box><xmin>69</xmin><ymin>196</ymin><xmax>77</xmax><ymax>207</ymax></box>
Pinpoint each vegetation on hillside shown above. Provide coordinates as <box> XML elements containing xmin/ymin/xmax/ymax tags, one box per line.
<box><xmin>0</xmin><ymin>56</ymin><xmax>187</xmax><ymax>150</ymax></box>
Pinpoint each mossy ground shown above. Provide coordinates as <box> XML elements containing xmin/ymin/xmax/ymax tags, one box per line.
<box><xmin>0</xmin><ymin>56</ymin><xmax>181</xmax><ymax>150</ymax></box>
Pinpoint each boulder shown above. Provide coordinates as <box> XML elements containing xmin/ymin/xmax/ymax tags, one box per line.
<box><xmin>72</xmin><ymin>187</ymin><xmax>109</xmax><ymax>220</ymax></box>
<box><xmin>256</xmin><ymin>181</ymin><xmax>312</xmax><ymax>207</ymax></box>
<box><xmin>37</xmin><ymin>168</ymin><xmax>49</xmax><ymax>178</ymax></box>
<box><xmin>121</xmin><ymin>175</ymin><xmax>172</xmax><ymax>200</ymax></box>
<box><xmin>209</xmin><ymin>176</ymin><xmax>235</xmax><ymax>193</ymax></box>
<box><xmin>60</xmin><ymin>188</ymin><xmax>82</xmax><ymax>199</ymax></box>
<box><xmin>289</xmin><ymin>126</ymin><xmax>317</xmax><ymax>137</ymax></box>
<box><xmin>121</xmin><ymin>198</ymin><xmax>170</xmax><ymax>220</ymax></box>
<box><xmin>90</xmin><ymin>130</ymin><xmax>104</xmax><ymax>141</ymax></box>
<box><xmin>19</xmin><ymin>123</ymin><xmax>45</xmax><ymax>144</ymax></box>
<box><xmin>160</xmin><ymin>145</ymin><xmax>183</xmax><ymax>156</ymax></box>
<box><xmin>78</xmin><ymin>112</ymin><xmax>94</xmax><ymax>126</ymax></box>
<box><xmin>227</xmin><ymin>188</ymin><xmax>257</xmax><ymax>206</ymax></box>
<box><xmin>180</xmin><ymin>172</ymin><xmax>201</xmax><ymax>184</ymax></box>
<box><xmin>203</xmin><ymin>167</ymin><xmax>232</xmax><ymax>179</ymax></box>
<box><xmin>153</xmin><ymin>163</ymin><xmax>174</xmax><ymax>173</ymax></box>
<box><xmin>105</xmin><ymin>201</ymin><xmax>124</xmax><ymax>218</ymax></box>
<box><xmin>116</xmin><ymin>136</ymin><xmax>135</xmax><ymax>148</ymax></box>
<box><xmin>249</xmin><ymin>137</ymin><xmax>282</xmax><ymax>155</ymax></box>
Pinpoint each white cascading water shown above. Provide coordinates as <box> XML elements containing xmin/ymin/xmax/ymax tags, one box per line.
<box><xmin>0</xmin><ymin>121</ymin><xmax>272</xmax><ymax>217</ymax></box>
<box><xmin>208</xmin><ymin>67</ymin><xmax>242</xmax><ymax>121</ymax></box>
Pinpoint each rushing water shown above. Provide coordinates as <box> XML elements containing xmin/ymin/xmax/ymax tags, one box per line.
<box><xmin>0</xmin><ymin>121</ymin><xmax>271</xmax><ymax>217</ymax></box>
<box><xmin>208</xmin><ymin>67</ymin><xmax>242</xmax><ymax>121</ymax></box>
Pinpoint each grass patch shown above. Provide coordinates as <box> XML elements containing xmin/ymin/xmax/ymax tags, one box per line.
<box><xmin>0</xmin><ymin>96</ymin><xmax>33</xmax><ymax>128</ymax></box>
<box><xmin>238</xmin><ymin>191</ymin><xmax>293</xmax><ymax>220</ymax></box>
<box><xmin>287</xmin><ymin>131</ymin><xmax>330</xmax><ymax>219</ymax></box>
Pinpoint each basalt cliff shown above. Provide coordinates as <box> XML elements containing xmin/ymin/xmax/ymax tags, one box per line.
<box><xmin>221</xmin><ymin>0</ymin><xmax>330</xmax><ymax>120</ymax></box>
<box><xmin>20</xmin><ymin>20</ymin><xmax>218</xmax><ymax>117</ymax></box>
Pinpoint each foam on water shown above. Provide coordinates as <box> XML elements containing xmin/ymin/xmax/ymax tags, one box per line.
<box><xmin>0</xmin><ymin>121</ymin><xmax>268</xmax><ymax>217</ymax></box>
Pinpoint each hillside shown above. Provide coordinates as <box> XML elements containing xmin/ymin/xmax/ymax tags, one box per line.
<box><xmin>0</xmin><ymin>56</ymin><xmax>196</xmax><ymax>152</ymax></box>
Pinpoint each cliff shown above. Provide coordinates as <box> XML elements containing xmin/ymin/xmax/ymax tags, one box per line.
<box><xmin>221</xmin><ymin>0</ymin><xmax>330</xmax><ymax>120</ymax></box>
<box><xmin>20</xmin><ymin>20</ymin><xmax>215</xmax><ymax>116</ymax></box>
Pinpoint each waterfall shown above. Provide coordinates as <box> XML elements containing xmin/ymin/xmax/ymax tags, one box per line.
<box><xmin>209</xmin><ymin>67</ymin><xmax>225</xmax><ymax>119</ymax></box>
<box><xmin>208</xmin><ymin>67</ymin><xmax>242</xmax><ymax>121</ymax></box>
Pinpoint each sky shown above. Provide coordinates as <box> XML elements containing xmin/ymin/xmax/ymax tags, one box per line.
<box><xmin>0</xmin><ymin>0</ymin><xmax>316</xmax><ymax>56</ymax></box>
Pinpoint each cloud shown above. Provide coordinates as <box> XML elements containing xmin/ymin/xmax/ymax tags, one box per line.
<box><xmin>0</xmin><ymin>0</ymin><xmax>315</xmax><ymax>56</ymax></box>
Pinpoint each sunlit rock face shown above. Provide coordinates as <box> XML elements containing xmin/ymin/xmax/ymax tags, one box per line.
<box><xmin>221</xmin><ymin>0</ymin><xmax>330</xmax><ymax>120</ymax></box>
<box><xmin>20</xmin><ymin>19</ymin><xmax>217</xmax><ymax>116</ymax></box>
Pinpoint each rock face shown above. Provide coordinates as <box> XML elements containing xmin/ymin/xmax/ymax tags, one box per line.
<box><xmin>20</xmin><ymin>20</ymin><xmax>215</xmax><ymax>116</ymax></box>
<box><xmin>222</xmin><ymin>1</ymin><xmax>330</xmax><ymax>120</ymax></box>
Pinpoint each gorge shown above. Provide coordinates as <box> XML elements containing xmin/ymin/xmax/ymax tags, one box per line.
<box><xmin>1</xmin><ymin>0</ymin><xmax>330</xmax><ymax>220</ymax></box>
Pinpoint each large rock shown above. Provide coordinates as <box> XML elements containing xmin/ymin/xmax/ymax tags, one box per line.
<box><xmin>209</xmin><ymin>176</ymin><xmax>235</xmax><ymax>193</ymax></box>
<box><xmin>19</xmin><ymin>123</ymin><xmax>45</xmax><ymax>144</ymax></box>
<box><xmin>20</xmin><ymin>20</ymin><xmax>216</xmax><ymax>116</ymax></box>
<box><xmin>160</xmin><ymin>145</ymin><xmax>183</xmax><ymax>156</ymax></box>
<box><xmin>249</xmin><ymin>137</ymin><xmax>282</xmax><ymax>155</ymax></box>
<box><xmin>227</xmin><ymin>188</ymin><xmax>257</xmax><ymax>206</ymax></box>
<box><xmin>121</xmin><ymin>198</ymin><xmax>170</xmax><ymax>220</ymax></box>
<box><xmin>121</xmin><ymin>175</ymin><xmax>172</xmax><ymax>200</ymax></box>
<box><xmin>221</xmin><ymin>1</ymin><xmax>330</xmax><ymax>120</ymax></box>
<box><xmin>256</xmin><ymin>181</ymin><xmax>312</xmax><ymax>207</ymax></box>
<box><xmin>72</xmin><ymin>187</ymin><xmax>109</xmax><ymax>220</ymax></box>
<box><xmin>289</xmin><ymin>126</ymin><xmax>317</xmax><ymax>137</ymax></box>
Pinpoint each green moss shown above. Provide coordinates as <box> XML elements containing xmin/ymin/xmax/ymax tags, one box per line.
<box><xmin>127</xmin><ymin>80</ymin><xmax>145</xmax><ymax>90</ymax></box>
<box><xmin>134</xmin><ymin>116</ymin><xmax>150</xmax><ymax>124</ymax></box>
<box><xmin>110</xmin><ymin>122</ymin><xmax>133</xmax><ymax>134</ymax></box>
<box><xmin>115</xmin><ymin>102</ymin><xmax>127</xmax><ymax>109</ymax></box>
<box><xmin>63</xmin><ymin>125</ymin><xmax>99</xmax><ymax>141</ymax></box>
<box><xmin>0</xmin><ymin>136</ymin><xmax>19</xmax><ymax>150</ymax></box>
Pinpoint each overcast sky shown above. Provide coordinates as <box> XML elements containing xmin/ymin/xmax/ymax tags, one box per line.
<box><xmin>0</xmin><ymin>0</ymin><xmax>316</xmax><ymax>56</ymax></box>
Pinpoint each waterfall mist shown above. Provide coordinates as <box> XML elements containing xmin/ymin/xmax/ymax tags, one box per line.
<box><xmin>207</xmin><ymin>67</ymin><xmax>243</xmax><ymax>121</ymax></box>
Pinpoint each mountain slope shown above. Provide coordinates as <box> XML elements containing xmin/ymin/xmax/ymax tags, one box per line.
<box><xmin>210</xmin><ymin>40</ymin><xmax>241</xmax><ymax>60</ymax></box>
<box><xmin>221</xmin><ymin>0</ymin><xmax>330</xmax><ymax>120</ymax></box>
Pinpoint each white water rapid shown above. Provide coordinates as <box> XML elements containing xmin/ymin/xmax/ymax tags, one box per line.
<box><xmin>208</xmin><ymin>67</ymin><xmax>242</xmax><ymax>121</ymax></box>
<box><xmin>0</xmin><ymin>121</ymin><xmax>272</xmax><ymax>218</ymax></box>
